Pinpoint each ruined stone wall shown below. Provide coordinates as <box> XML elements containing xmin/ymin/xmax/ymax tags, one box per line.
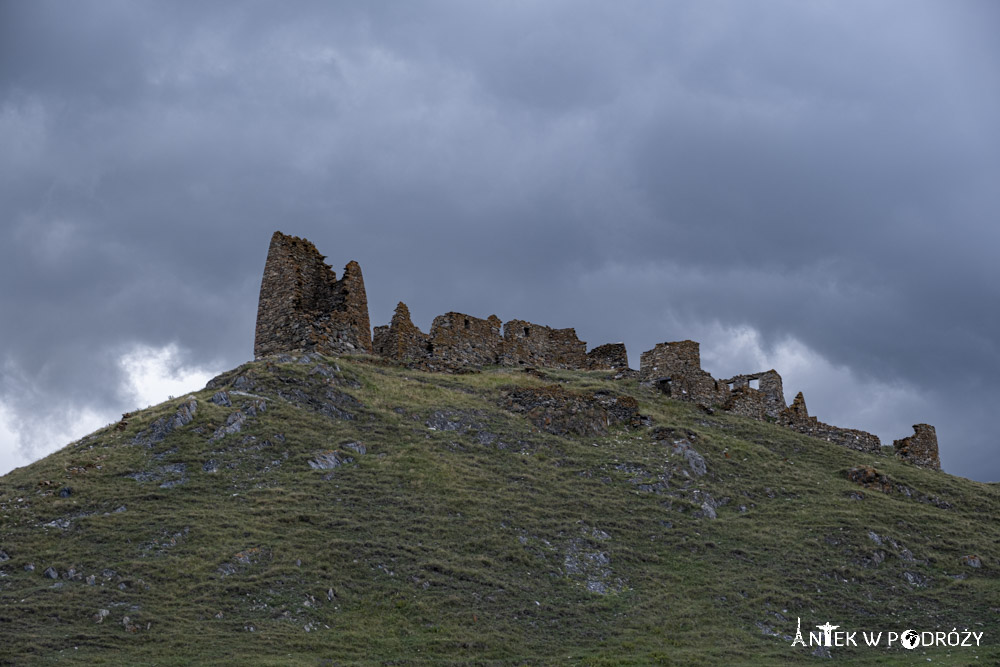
<box><xmin>254</xmin><ymin>231</ymin><xmax>372</xmax><ymax>358</ymax></box>
<box><xmin>894</xmin><ymin>424</ymin><xmax>941</xmax><ymax>470</ymax></box>
<box><xmin>779</xmin><ymin>392</ymin><xmax>882</xmax><ymax>453</ymax></box>
<box><xmin>724</xmin><ymin>386</ymin><xmax>767</xmax><ymax>420</ymax></box>
<box><xmin>373</xmin><ymin>302</ymin><xmax>429</xmax><ymax>361</ymax></box>
<box><xmin>586</xmin><ymin>343</ymin><xmax>630</xmax><ymax>371</ymax></box>
<box><xmin>720</xmin><ymin>370</ymin><xmax>786</xmax><ymax>419</ymax></box>
<box><xmin>428</xmin><ymin>312</ymin><xmax>503</xmax><ymax>367</ymax></box>
<box><xmin>639</xmin><ymin>340</ymin><xmax>729</xmax><ymax>406</ymax></box>
<box><xmin>500</xmin><ymin>319</ymin><xmax>588</xmax><ymax>369</ymax></box>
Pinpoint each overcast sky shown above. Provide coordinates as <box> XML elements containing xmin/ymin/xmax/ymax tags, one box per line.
<box><xmin>1</xmin><ymin>0</ymin><xmax>998</xmax><ymax>480</ymax></box>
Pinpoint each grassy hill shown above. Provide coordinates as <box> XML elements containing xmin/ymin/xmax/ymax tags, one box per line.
<box><xmin>1</xmin><ymin>353</ymin><xmax>997</xmax><ymax>665</ymax></box>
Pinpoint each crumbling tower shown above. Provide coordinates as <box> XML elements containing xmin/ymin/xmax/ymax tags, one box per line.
<box><xmin>254</xmin><ymin>231</ymin><xmax>372</xmax><ymax>358</ymax></box>
<box><xmin>893</xmin><ymin>424</ymin><xmax>941</xmax><ymax>470</ymax></box>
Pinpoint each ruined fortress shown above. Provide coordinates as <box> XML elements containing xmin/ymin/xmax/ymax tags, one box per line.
<box><xmin>253</xmin><ymin>231</ymin><xmax>941</xmax><ymax>470</ymax></box>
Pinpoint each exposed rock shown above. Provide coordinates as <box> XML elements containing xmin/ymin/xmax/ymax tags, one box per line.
<box><xmin>133</xmin><ymin>397</ymin><xmax>198</xmax><ymax>447</ymax></box>
<box><xmin>276</xmin><ymin>386</ymin><xmax>358</xmax><ymax>422</ymax></box>
<box><xmin>961</xmin><ymin>555</ymin><xmax>982</xmax><ymax>568</ymax></box>
<box><xmin>211</xmin><ymin>391</ymin><xmax>232</xmax><ymax>407</ymax></box>
<box><xmin>847</xmin><ymin>466</ymin><xmax>893</xmax><ymax>493</ymax></box>
<box><xmin>341</xmin><ymin>441</ymin><xmax>366</xmax><ymax>455</ymax></box>
<box><xmin>499</xmin><ymin>385</ymin><xmax>641</xmax><ymax>437</ymax></box>
<box><xmin>126</xmin><ymin>463</ymin><xmax>187</xmax><ymax>487</ymax></box>
<box><xmin>308</xmin><ymin>451</ymin><xmax>354</xmax><ymax>470</ymax></box>
<box><xmin>846</xmin><ymin>466</ymin><xmax>952</xmax><ymax>509</ymax></box>
<box><xmin>43</xmin><ymin>566</ymin><xmax>58</xmax><ymax>579</ymax></box>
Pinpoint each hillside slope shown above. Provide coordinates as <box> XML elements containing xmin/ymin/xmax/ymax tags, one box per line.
<box><xmin>1</xmin><ymin>354</ymin><xmax>997</xmax><ymax>665</ymax></box>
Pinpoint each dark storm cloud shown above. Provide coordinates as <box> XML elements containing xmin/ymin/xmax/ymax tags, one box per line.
<box><xmin>1</xmin><ymin>1</ymin><xmax>998</xmax><ymax>478</ymax></box>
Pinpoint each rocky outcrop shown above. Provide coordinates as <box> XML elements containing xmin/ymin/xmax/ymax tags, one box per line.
<box><xmin>499</xmin><ymin>385</ymin><xmax>643</xmax><ymax>436</ymax></box>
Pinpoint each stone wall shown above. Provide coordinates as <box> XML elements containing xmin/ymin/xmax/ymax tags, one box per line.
<box><xmin>254</xmin><ymin>231</ymin><xmax>372</xmax><ymax>358</ymax></box>
<box><xmin>252</xmin><ymin>231</ymin><xmax>939</xmax><ymax>469</ymax></box>
<box><xmin>586</xmin><ymin>343</ymin><xmax>630</xmax><ymax>371</ymax></box>
<box><xmin>723</xmin><ymin>386</ymin><xmax>767</xmax><ymax>420</ymax></box>
<box><xmin>779</xmin><ymin>392</ymin><xmax>882</xmax><ymax>453</ymax></box>
<box><xmin>372</xmin><ymin>302</ymin><xmax>429</xmax><ymax>361</ymax></box>
<box><xmin>500</xmin><ymin>319</ymin><xmax>588</xmax><ymax>369</ymax></box>
<box><xmin>639</xmin><ymin>340</ymin><xmax>729</xmax><ymax>406</ymax></box>
<box><xmin>720</xmin><ymin>370</ymin><xmax>786</xmax><ymax>419</ymax></box>
<box><xmin>894</xmin><ymin>424</ymin><xmax>941</xmax><ymax>470</ymax></box>
<box><xmin>429</xmin><ymin>312</ymin><xmax>503</xmax><ymax>367</ymax></box>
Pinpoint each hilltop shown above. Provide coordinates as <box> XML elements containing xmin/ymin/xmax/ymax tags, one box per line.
<box><xmin>0</xmin><ymin>231</ymin><xmax>996</xmax><ymax>665</ymax></box>
<box><xmin>0</xmin><ymin>353</ymin><xmax>997</xmax><ymax>665</ymax></box>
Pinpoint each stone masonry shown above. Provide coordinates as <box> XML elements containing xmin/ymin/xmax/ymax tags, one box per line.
<box><xmin>429</xmin><ymin>312</ymin><xmax>504</xmax><ymax>367</ymax></box>
<box><xmin>253</xmin><ymin>231</ymin><xmax>940</xmax><ymax>469</ymax></box>
<box><xmin>254</xmin><ymin>231</ymin><xmax>372</xmax><ymax>358</ymax></box>
<box><xmin>499</xmin><ymin>319</ymin><xmax>588</xmax><ymax>369</ymax></box>
<box><xmin>719</xmin><ymin>370</ymin><xmax>786</xmax><ymax>419</ymax></box>
<box><xmin>723</xmin><ymin>386</ymin><xmax>767</xmax><ymax>420</ymax></box>
<box><xmin>893</xmin><ymin>424</ymin><xmax>941</xmax><ymax>470</ymax></box>
<box><xmin>638</xmin><ymin>341</ymin><xmax>729</xmax><ymax>406</ymax></box>
<box><xmin>372</xmin><ymin>302</ymin><xmax>429</xmax><ymax>361</ymax></box>
<box><xmin>778</xmin><ymin>392</ymin><xmax>882</xmax><ymax>454</ymax></box>
<box><xmin>585</xmin><ymin>343</ymin><xmax>630</xmax><ymax>371</ymax></box>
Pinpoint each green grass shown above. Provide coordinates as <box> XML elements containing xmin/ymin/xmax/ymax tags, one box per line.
<box><xmin>1</xmin><ymin>354</ymin><xmax>997</xmax><ymax>665</ymax></box>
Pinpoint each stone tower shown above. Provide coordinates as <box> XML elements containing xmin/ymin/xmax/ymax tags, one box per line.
<box><xmin>253</xmin><ymin>231</ymin><xmax>372</xmax><ymax>358</ymax></box>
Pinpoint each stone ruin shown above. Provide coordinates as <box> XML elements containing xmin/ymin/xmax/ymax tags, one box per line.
<box><xmin>253</xmin><ymin>231</ymin><xmax>941</xmax><ymax>469</ymax></box>
<box><xmin>776</xmin><ymin>392</ymin><xmax>882</xmax><ymax>454</ymax></box>
<box><xmin>893</xmin><ymin>424</ymin><xmax>941</xmax><ymax>470</ymax></box>
<box><xmin>254</xmin><ymin>232</ymin><xmax>372</xmax><ymax>358</ymax></box>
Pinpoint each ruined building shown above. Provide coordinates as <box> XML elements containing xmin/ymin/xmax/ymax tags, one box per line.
<box><xmin>253</xmin><ymin>231</ymin><xmax>940</xmax><ymax>469</ymax></box>
<box><xmin>254</xmin><ymin>232</ymin><xmax>372</xmax><ymax>358</ymax></box>
<box><xmin>893</xmin><ymin>424</ymin><xmax>941</xmax><ymax>470</ymax></box>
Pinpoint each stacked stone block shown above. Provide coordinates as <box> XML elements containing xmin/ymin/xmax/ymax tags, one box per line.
<box><xmin>585</xmin><ymin>343</ymin><xmax>630</xmax><ymax>371</ymax></box>
<box><xmin>893</xmin><ymin>424</ymin><xmax>941</xmax><ymax>470</ymax></box>
<box><xmin>639</xmin><ymin>340</ymin><xmax>728</xmax><ymax>406</ymax></box>
<box><xmin>500</xmin><ymin>319</ymin><xmax>588</xmax><ymax>369</ymax></box>
<box><xmin>429</xmin><ymin>312</ymin><xmax>503</xmax><ymax>367</ymax></box>
<box><xmin>254</xmin><ymin>231</ymin><xmax>372</xmax><ymax>358</ymax></box>
<box><xmin>778</xmin><ymin>392</ymin><xmax>882</xmax><ymax>453</ymax></box>
<box><xmin>372</xmin><ymin>302</ymin><xmax>429</xmax><ymax>361</ymax></box>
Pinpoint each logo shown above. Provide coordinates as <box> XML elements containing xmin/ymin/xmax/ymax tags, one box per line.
<box><xmin>789</xmin><ymin>618</ymin><xmax>983</xmax><ymax>650</ymax></box>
